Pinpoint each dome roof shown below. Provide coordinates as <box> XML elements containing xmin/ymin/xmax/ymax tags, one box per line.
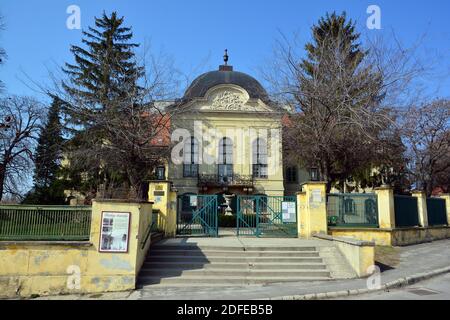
<box><xmin>183</xmin><ymin>66</ymin><xmax>270</xmax><ymax>102</ymax></box>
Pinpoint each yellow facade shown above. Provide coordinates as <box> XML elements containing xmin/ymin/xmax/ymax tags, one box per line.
<box><xmin>167</xmin><ymin>69</ymin><xmax>285</xmax><ymax>200</ymax></box>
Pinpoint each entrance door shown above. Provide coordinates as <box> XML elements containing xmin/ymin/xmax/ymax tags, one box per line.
<box><xmin>236</xmin><ymin>195</ymin><xmax>297</xmax><ymax>238</ymax></box>
<box><xmin>176</xmin><ymin>194</ymin><xmax>218</xmax><ymax>237</ymax></box>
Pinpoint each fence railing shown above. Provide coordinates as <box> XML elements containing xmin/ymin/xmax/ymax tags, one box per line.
<box><xmin>327</xmin><ymin>194</ymin><xmax>379</xmax><ymax>228</ymax></box>
<box><xmin>0</xmin><ymin>205</ymin><xmax>92</xmax><ymax>241</ymax></box>
<box><xmin>426</xmin><ymin>198</ymin><xmax>448</xmax><ymax>226</ymax></box>
<box><xmin>394</xmin><ymin>195</ymin><xmax>420</xmax><ymax>228</ymax></box>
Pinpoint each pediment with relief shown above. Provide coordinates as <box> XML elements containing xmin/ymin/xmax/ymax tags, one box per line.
<box><xmin>211</xmin><ymin>91</ymin><xmax>247</xmax><ymax>111</ymax></box>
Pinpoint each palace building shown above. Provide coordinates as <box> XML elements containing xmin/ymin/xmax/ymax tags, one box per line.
<box><xmin>157</xmin><ymin>51</ymin><xmax>307</xmax><ymax>213</ymax></box>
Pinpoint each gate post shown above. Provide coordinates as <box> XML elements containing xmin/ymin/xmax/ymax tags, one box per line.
<box><xmin>412</xmin><ymin>190</ymin><xmax>428</xmax><ymax>227</ymax></box>
<box><xmin>439</xmin><ymin>194</ymin><xmax>450</xmax><ymax>225</ymax></box>
<box><xmin>148</xmin><ymin>181</ymin><xmax>177</xmax><ymax>237</ymax></box>
<box><xmin>297</xmin><ymin>182</ymin><xmax>328</xmax><ymax>238</ymax></box>
<box><xmin>374</xmin><ymin>186</ymin><xmax>396</xmax><ymax>229</ymax></box>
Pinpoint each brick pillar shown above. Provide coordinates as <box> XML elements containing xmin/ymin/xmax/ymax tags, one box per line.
<box><xmin>374</xmin><ymin>186</ymin><xmax>396</xmax><ymax>229</ymax></box>
<box><xmin>412</xmin><ymin>190</ymin><xmax>428</xmax><ymax>227</ymax></box>
<box><xmin>297</xmin><ymin>182</ymin><xmax>327</xmax><ymax>238</ymax></box>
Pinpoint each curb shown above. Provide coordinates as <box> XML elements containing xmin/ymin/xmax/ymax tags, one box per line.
<box><xmin>266</xmin><ymin>266</ymin><xmax>450</xmax><ymax>300</ymax></box>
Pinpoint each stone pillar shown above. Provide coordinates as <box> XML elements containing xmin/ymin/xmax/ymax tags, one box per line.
<box><xmin>148</xmin><ymin>181</ymin><xmax>177</xmax><ymax>237</ymax></box>
<box><xmin>412</xmin><ymin>190</ymin><xmax>428</xmax><ymax>227</ymax></box>
<box><xmin>297</xmin><ymin>182</ymin><xmax>327</xmax><ymax>238</ymax></box>
<box><xmin>297</xmin><ymin>191</ymin><xmax>307</xmax><ymax>238</ymax></box>
<box><xmin>439</xmin><ymin>194</ymin><xmax>450</xmax><ymax>225</ymax></box>
<box><xmin>374</xmin><ymin>186</ymin><xmax>395</xmax><ymax>229</ymax></box>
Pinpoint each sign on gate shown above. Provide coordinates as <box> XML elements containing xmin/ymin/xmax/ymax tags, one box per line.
<box><xmin>189</xmin><ymin>195</ymin><xmax>198</xmax><ymax>207</ymax></box>
<box><xmin>237</xmin><ymin>195</ymin><xmax>298</xmax><ymax>238</ymax></box>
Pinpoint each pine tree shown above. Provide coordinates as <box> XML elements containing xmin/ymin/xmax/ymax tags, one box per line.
<box><xmin>63</xmin><ymin>11</ymin><xmax>143</xmax><ymax>108</ymax></box>
<box><xmin>301</xmin><ymin>12</ymin><xmax>365</xmax><ymax>79</ymax></box>
<box><xmin>23</xmin><ymin>97</ymin><xmax>65</xmax><ymax>204</ymax></box>
<box><xmin>33</xmin><ymin>97</ymin><xmax>64</xmax><ymax>188</ymax></box>
<box><xmin>61</xmin><ymin>11</ymin><xmax>144</xmax><ymax>197</ymax></box>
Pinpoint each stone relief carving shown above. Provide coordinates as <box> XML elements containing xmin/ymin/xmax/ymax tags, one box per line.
<box><xmin>211</xmin><ymin>91</ymin><xmax>247</xmax><ymax>111</ymax></box>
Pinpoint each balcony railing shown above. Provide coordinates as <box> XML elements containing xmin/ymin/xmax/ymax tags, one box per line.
<box><xmin>198</xmin><ymin>174</ymin><xmax>254</xmax><ymax>187</ymax></box>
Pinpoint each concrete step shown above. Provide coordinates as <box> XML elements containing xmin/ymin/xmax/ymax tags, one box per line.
<box><xmin>142</xmin><ymin>261</ymin><xmax>327</xmax><ymax>270</ymax></box>
<box><xmin>138</xmin><ymin>275</ymin><xmax>332</xmax><ymax>286</ymax></box>
<box><xmin>148</xmin><ymin>249</ymin><xmax>320</xmax><ymax>257</ymax></box>
<box><xmin>145</xmin><ymin>255</ymin><xmax>323</xmax><ymax>263</ymax></box>
<box><xmin>151</xmin><ymin>245</ymin><xmax>317</xmax><ymax>252</ymax></box>
<box><xmin>139</xmin><ymin>268</ymin><xmax>331</xmax><ymax>278</ymax></box>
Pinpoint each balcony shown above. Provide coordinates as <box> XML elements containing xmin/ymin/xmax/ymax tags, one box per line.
<box><xmin>198</xmin><ymin>174</ymin><xmax>254</xmax><ymax>188</ymax></box>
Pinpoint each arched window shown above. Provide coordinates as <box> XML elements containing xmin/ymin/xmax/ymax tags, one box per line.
<box><xmin>252</xmin><ymin>138</ymin><xmax>268</xmax><ymax>178</ymax></box>
<box><xmin>218</xmin><ymin>137</ymin><xmax>233</xmax><ymax>182</ymax></box>
<box><xmin>183</xmin><ymin>137</ymin><xmax>199</xmax><ymax>177</ymax></box>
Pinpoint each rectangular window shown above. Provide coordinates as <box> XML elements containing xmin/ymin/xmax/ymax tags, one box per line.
<box><xmin>183</xmin><ymin>164</ymin><xmax>199</xmax><ymax>178</ymax></box>
<box><xmin>253</xmin><ymin>164</ymin><xmax>268</xmax><ymax>179</ymax></box>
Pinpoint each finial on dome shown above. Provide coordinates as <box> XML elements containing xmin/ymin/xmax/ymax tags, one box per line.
<box><xmin>219</xmin><ymin>49</ymin><xmax>233</xmax><ymax>71</ymax></box>
<box><xmin>223</xmin><ymin>49</ymin><xmax>229</xmax><ymax>65</ymax></box>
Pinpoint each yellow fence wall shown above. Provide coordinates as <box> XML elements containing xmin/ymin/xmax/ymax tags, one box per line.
<box><xmin>0</xmin><ymin>200</ymin><xmax>153</xmax><ymax>299</ymax></box>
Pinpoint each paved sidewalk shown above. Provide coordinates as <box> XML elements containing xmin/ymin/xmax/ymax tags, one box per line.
<box><xmin>32</xmin><ymin>239</ymin><xmax>450</xmax><ymax>300</ymax></box>
<box><xmin>341</xmin><ymin>272</ymin><xmax>450</xmax><ymax>300</ymax></box>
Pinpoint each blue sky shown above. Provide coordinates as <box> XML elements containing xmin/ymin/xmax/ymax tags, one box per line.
<box><xmin>1</xmin><ymin>0</ymin><xmax>449</xmax><ymax>100</ymax></box>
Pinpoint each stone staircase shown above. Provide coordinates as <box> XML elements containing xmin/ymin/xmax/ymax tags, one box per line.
<box><xmin>137</xmin><ymin>242</ymin><xmax>335</xmax><ymax>288</ymax></box>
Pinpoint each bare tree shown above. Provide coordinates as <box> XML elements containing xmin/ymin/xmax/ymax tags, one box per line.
<box><xmin>264</xmin><ymin>13</ymin><xmax>426</xmax><ymax>192</ymax></box>
<box><xmin>0</xmin><ymin>96</ymin><xmax>43</xmax><ymax>201</ymax></box>
<box><xmin>401</xmin><ymin>99</ymin><xmax>450</xmax><ymax>196</ymax></box>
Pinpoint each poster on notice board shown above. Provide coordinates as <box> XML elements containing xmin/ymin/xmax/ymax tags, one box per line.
<box><xmin>99</xmin><ymin>211</ymin><xmax>131</xmax><ymax>253</ymax></box>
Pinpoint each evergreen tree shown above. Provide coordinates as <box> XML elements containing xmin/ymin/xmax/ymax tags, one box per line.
<box><xmin>23</xmin><ymin>97</ymin><xmax>65</xmax><ymax>204</ymax></box>
<box><xmin>63</xmin><ymin>11</ymin><xmax>142</xmax><ymax>107</ymax></box>
<box><xmin>301</xmin><ymin>12</ymin><xmax>365</xmax><ymax>79</ymax></box>
<box><xmin>61</xmin><ymin>11</ymin><xmax>144</xmax><ymax>197</ymax></box>
<box><xmin>33</xmin><ymin>97</ymin><xmax>64</xmax><ymax>188</ymax></box>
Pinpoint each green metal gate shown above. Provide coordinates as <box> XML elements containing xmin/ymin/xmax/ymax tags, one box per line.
<box><xmin>176</xmin><ymin>195</ymin><xmax>218</xmax><ymax>237</ymax></box>
<box><xmin>236</xmin><ymin>195</ymin><xmax>297</xmax><ymax>238</ymax></box>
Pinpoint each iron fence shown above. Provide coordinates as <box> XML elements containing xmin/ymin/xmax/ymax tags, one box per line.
<box><xmin>237</xmin><ymin>196</ymin><xmax>298</xmax><ymax>237</ymax></box>
<box><xmin>394</xmin><ymin>195</ymin><xmax>420</xmax><ymax>227</ymax></box>
<box><xmin>426</xmin><ymin>198</ymin><xmax>448</xmax><ymax>226</ymax></box>
<box><xmin>327</xmin><ymin>194</ymin><xmax>379</xmax><ymax>228</ymax></box>
<box><xmin>0</xmin><ymin>205</ymin><xmax>92</xmax><ymax>241</ymax></box>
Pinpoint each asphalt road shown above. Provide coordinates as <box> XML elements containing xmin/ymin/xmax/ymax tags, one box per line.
<box><xmin>341</xmin><ymin>272</ymin><xmax>450</xmax><ymax>300</ymax></box>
